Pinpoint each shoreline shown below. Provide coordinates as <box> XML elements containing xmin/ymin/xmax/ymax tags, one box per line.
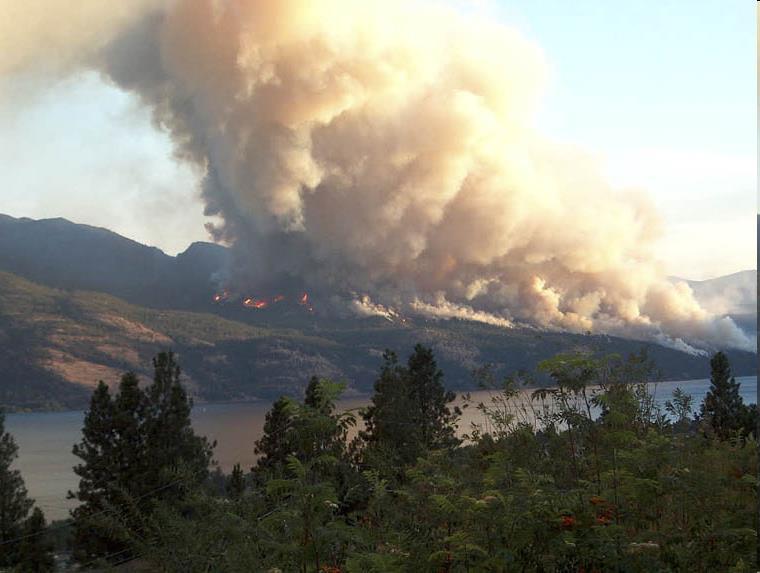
<box><xmin>4</xmin><ymin>373</ymin><xmax>757</xmax><ymax>417</ymax></box>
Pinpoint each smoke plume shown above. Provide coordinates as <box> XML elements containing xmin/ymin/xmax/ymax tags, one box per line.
<box><xmin>0</xmin><ymin>0</ymin><xmax>162</xmax><ymax>76</ymax></box>
<box><xmin>2</xmin><ymin>0</ymin><xmax>753</xmax><ymax>352</ymax></box>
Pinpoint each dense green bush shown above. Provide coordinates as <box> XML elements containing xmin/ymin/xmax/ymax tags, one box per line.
<box><xmin>78</xmin><ymin>348</ymin><xmax>760</xmax><ymax>571</ymax></box>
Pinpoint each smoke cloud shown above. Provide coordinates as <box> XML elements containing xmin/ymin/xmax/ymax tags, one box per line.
<box><xmin>0</xmin><ymin>0</ymin><xmax>162</xmax><ymax>77</ymax></box>
<box><xmin>2</xmin><ymin>0</ymin><xmax>753</xmax><ymax>352</ymax></box>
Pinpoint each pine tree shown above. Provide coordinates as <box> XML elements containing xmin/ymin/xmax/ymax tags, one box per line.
<box><xmin>70</xmin><ymin>353</ymin><xmax>214</xmax><ymax>564</ymax></box>
<box><xmin>406</xmin><ymin>344</ymin><xmax>460</xmax><ymax>453</ymax></box>
<box><xmin>699</xmin><ymin>351</ymin><xmax>746</xmax><ymax>439</ymax></box>
<box><xmin>69</xmin><ymin>379</ymin><xmax>132</xmax><ymax>562</ymax></box>
<box><xmin>142</xmin><ymin>352</ymin><xmax>214</xmax><ymax>496</ymax></box>
<box><xmin>254</xmin><ymin>379</ymin><xmax>350</xmax><ymax>471</ymax></box>
<box><xmin>0</xmin><ymin>411</ymin><xmax>34</xmax><ymax>567</ymax></box>
<box><xmin>360</xmin><ymin>350</ymin><xmax>413</xmax><ymax>477</ymax></box>
<box><xmin>15</xmin><ymin>507</ymin><xmax>55</xmax><ymax>572</ymax></box>
<box><xmin>113</xmin><ymin>372</ymin><xmax>148</xmax><ymax>487</ymax></box>
<box><xmin>361</xmin><ymin>345</ymin><xmax>460</xmax><ymax>480</ymax></box>
<box><xmin>254</xmin><ymin>397</ymin><xmax>295</xmax><ymax>477</ymax></box>
<box><xmin>293</xmin><ymin>377</ymin><xmax>348</xmax><ymax>463</ymax></box>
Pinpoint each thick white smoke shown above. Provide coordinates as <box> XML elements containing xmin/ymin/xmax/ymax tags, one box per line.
<box><xmin>2</xmin><ymin>0</ymin><xmax>753</xmax><ymax>352</ymax></box>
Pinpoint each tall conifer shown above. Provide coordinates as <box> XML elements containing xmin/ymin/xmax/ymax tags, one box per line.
<box><xmin>700</xmin><ymin>351</ymin><xmax>746</xmax><ymax>439</ymax></box>
<box><xmin>70</xmin><ymin>353</ymin><xmax>214</xmax><ymax>564</ymax></box>
<box><xmin>0</xmin><ymin>411</ymin><xmax>34</xmax><ymax>567</ymax></box>
<box><xmin>361</xmin><ymin>345</ymin><xmax>460</xmax><ymax>480</ymax></box>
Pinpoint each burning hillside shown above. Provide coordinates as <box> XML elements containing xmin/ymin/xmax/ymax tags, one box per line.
<box><xmin>0</xmin><ymin>0</ymin><xmax>753</xmax><ymax>354</ymax></box>
<box><xmin>213</xmin><ymin>290</ymin><xmax>314</xmax><ymax>314</ymax></box>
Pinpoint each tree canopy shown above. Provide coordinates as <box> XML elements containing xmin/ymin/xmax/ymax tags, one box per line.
<box><xmin>14</xmin><ymin>346</ymin><xmax>755</xmax><ymax>572</ymax></box>
<box><xmin>69</xmin><ymin>352</ymin><xmax>214</xmax><ymax>566</ymax></box>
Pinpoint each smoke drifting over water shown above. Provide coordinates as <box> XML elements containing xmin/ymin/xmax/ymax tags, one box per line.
<box><xmin>1</xmin><ymin>0</ymin><xmax>753</xmax><ymax>353</ymax></box>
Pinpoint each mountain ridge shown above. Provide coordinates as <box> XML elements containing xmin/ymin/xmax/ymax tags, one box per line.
<box><xmin>0</xmin><ymin>213</ymin><xmax>755</xmax><ymax>412</ymax></box>
<box><xmin>0</xmin><ymin>214</ymin><xmax>229</xmax><ymax>310</ymax></box>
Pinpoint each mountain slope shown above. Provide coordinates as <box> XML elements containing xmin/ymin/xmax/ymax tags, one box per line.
<box><xmin>0</xmin><ymin>270</ymin><xmax>755</xmax><ymax>412</ymax></box>
<box><xmin>0</xmin><ymin>214</ymin><xmax>755</xmax><ymax>412</ymax></box>
<box><xmin>0</xmin><ymin>270</ymin><xmax>341</xmax><ymax>410</ymax></box>
<box><xmin>686</xmin><ymin>270</ymin><xmax>756</xmax><ymax>313</ymax></box>
<box><xmin>0</xmin><ymin>214</ymin><xmax>229</xmax><ymax>309</ymax></box>
<box><xmin>670</xmin><ymin>269</ymin><xmax>757</xmax><ymax>336</ymax></box>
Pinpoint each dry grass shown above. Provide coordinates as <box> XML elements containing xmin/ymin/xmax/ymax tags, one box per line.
<box><xmin>96</xmin><ymin>344</ymin><xmax>142</xmax><ymax>367</ymax></box>
<box><xmin>43</xmin><ymin>348</ymin><xmax>124</xmax><ymax>388</ymax></box>
<box><xmin>98</xmin><ymin>314</ymin><xmax>173</xmax><ymax>345</ymax></box>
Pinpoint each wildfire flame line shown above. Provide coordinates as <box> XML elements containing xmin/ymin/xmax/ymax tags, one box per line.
<box><xmin>242</xmin><ymin>297</ymin><xmax>268</xmax><ymax>309</ymax></box>
<box><xmin>213</xmin><ymin>291</ymin><xmax>312</xmax><ymax>312</ymax></box>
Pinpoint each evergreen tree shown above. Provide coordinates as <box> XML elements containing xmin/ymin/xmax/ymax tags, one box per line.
<box><xmin>143</xmin><ymin>352</ymin><xmax>214</xmax><ymax>495</ymax></box>
<box><xmin>406</xmin><ymin>344</ymin><xmax>460</xmax><ymax>452</ymax></box>
<box><xmin>0</xmin><ymin>411</ymin><xmax>34</xmax><ymax>567</ymax></box>
<box><xmin>70</xmin><ymin>353</ymin><xmax>214</xmax><ymax>565</ymax></box>
<box><xmin>253</xmin><ymin>397</ymin><xmax>295</xmax><ymax>477</ymax></box>
<box><xmin>113</xmin><ymin>372</ymin><xmax>148</xmax><ymax>485</ymax></box>
<box><xmin>255</xmin><ymin>378</ymin><xmax>363</xmax><ymax>511</ymax></box>
<box><xmin>360</xmin><ymin>350</ymin><xmax>411</xmax><ymax>456</ymax></box>
<box><xmin>304</xmin><ymin>375</ymin><xmax>331</xmax><ymax>414</ymax></box>
<box><xmin>699</xmin><ymin>351</ymin><xmax>747</xmax><ymax>439</ymax></box>
<box><xmin>361</xmin><ymin>345</ymin><xmax>460</xmax><ymax>479</ymax></box>
<box><xmin>226</xmin><ymin>463</ymin><xmax>246</xmax><ymax>499</ymax></box>
<box><xmin>360</xmin><ymin>351</ymin><xmax>410</xmax><ymax>470</ymax></box>
<box><xmin>15</xmin><ymin>507</ymin><xmax>55</xmax><ymax>572</ymax></box>
<box><xmin>293</xmin><ymin>378</ymin><xmax>349</xmax><ymax>463</ymax></box>
<box><xmin>297</xmin><ymin>378</ymin><xmax>364</xmax><ymax>509</ymax></box>
<box><xmin>69</xmin><ymin>375</ymin><xmax>149</xmax><ymax>562</ymax></box>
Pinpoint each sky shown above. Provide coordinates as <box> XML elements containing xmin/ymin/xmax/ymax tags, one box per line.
<box><xmin>0</xmin><ymin>1</ymin><xmax>755</xmax><ymax>280</ymax></box>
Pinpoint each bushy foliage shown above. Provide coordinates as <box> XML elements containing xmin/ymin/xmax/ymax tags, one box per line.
<box><xmin>71</xmin><ymin>348</ymin><xmax>759</xmax><ymax>572</ymax></box>
<box><xmin>14</xmin><ymin>507</ymin><xmax>56</xmax><ymax>572</ymax></box>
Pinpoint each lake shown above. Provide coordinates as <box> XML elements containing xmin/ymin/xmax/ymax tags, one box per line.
<box><xmin>6</xmin><ymin>376</ymin><xmax>757</xmax><ymax>521</ymax></box>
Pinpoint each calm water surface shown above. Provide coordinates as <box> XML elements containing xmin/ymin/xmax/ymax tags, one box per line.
<box><xmin>6</xmin><ymin>376</ymin><xmax>756</xmax><ymax>521</ymax></box>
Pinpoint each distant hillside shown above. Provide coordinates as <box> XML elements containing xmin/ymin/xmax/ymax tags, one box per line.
<box><xmin>0</xmin><ymin>214</ymin><xmax>229</xmax><ymax>309</ymax></box>
<box><xmin>3</xmin><ymin>213</ymin><xmax>755</xmax><ymax>327</ymax></box>
<box><xmin>671</xmin><ymin>270</ymin><xmax>757</xmax><ymax>335</ymax></box>
<box><xmin>687</xmin><ymin>269</ymin><xmax>755</xmax><ymax>318</ymax></box>
<box><xmin>0</xmin><ymin>270</ymin><xmax>755</xmax><ymax>412</ymax></box>
<box><xmin>0</xmin><ymin>214</ymin><xmax>756</xmax><ymax>412</ymax></box>
<box><xmin>0</xmin><ymin>270</ymin><xmax>336</xmax><ymax>410</ymax></box>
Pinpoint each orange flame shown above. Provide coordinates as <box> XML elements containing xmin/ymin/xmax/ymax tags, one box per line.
<box><xmin>273</xmin><ymin>294</ymin><xmax>285</xmax><ymax>303</ymax></box>
<box><xmin>212</xmin><ymin>290</ymin><xmax>230</xmax><ymax>303</ymax></box>
<box><xmin>243</xmin><ymin>297</ymin><xmax>268</xmax><ymax>309</ymax></box>
<box><xmin>300</xmin><ymin>292</ymin><xmax>309</xmax><ymax>305</ymax></box>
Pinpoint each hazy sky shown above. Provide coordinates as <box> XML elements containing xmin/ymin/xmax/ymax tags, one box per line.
<box><xmin>0</xmin><ymin>1</ymin><xmax>755</xmax><ymax>280</ymax></box>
